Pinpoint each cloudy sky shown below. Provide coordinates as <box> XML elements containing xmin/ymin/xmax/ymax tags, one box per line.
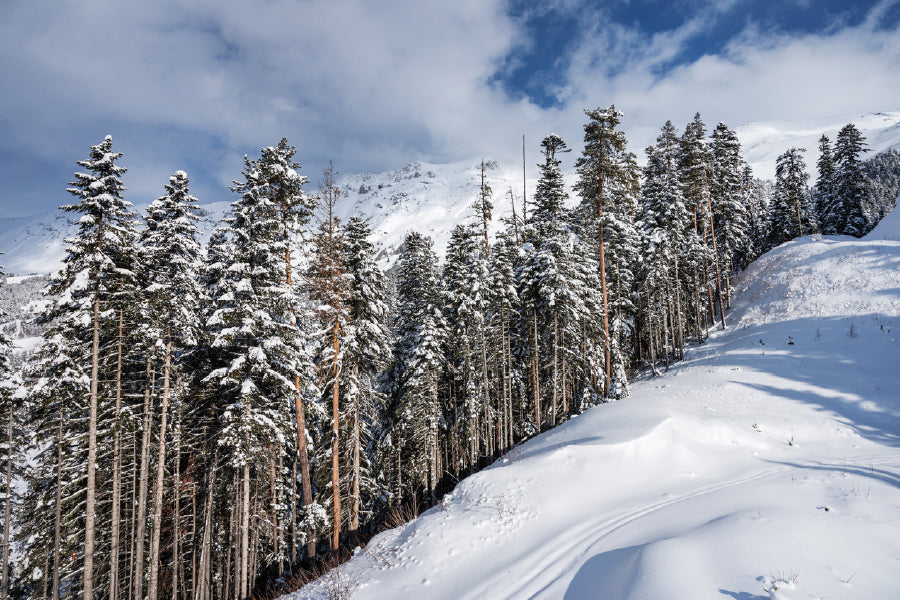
<box><xmin>1</xmin><ymin>0</ymin><xmax>898</xmax><ymax>217</ymax></box>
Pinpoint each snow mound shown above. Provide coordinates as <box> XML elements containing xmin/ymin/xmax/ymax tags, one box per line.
<box><xmin>865</xmin><ymin>202</ymin><xmax>900</xmax><ymax>241</ymax></box>
<box><xmin>730</xmin><ymin>216</ymin><xmax>900</xmax><ymax>326</ymax></box>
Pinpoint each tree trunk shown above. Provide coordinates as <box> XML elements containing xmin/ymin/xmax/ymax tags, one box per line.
<box><xmin>551</xmin><ymin>313</ymin><xmax>558</xmax><ymax>426</ymax></box>
<box><xmin>531</xmin><ymin>310</ymin><xmax>541</xmax><ymax>431</ymax></box>
<box><xmin>52</xmin><ymin>408</ymin><xmax>63</xmax><ymax>600</ymax></box>
<box><xmin>171</xmin><ymin>408</ymin><xmax>181</xmax><ymax>600</ymax></box>
<box><xmin>240</xmin><ymin>464</ymin><xmax>250</xmax><ymax>600</ymax></box>
<box><xmin>285</xmin><ymin>239</ymin><xmax>316</xmax><ymax>562</ymax></box>
<box><xmin>110</xmin><ymin>307</ymin><xmax>125</xmax><ymax>600</ymax></box>
<box><xmin>195</xmin><ymin>455</ymin><xmax>216</xmax><ymax>600</ymax></box>
<box><xmin>703</xmin><ymin>175</ymin><xmax>727</xmax><ymax>330</ymax></box>
<box><xmin>85</xmin><ymin>259</ymin><xmax>102</xmax><ymax>600</ymax></box>
<box><xmin>1</xmin><ymin>406</ymin><xmax>12</xmax><ymax>600</ymax></box>
<box><xmin>331</xmin><ymin>321</ymin><xmax>342</xmax><ymax>557</ymax></box>
<box><xmin>349</xmin><ymin>365</ymin><xmax>361</xmax><ymax>548</ymax></box>
<box><xmin>596</xmin><ymin>173</ymin><xmax>611</xmax><ymax>396</ymax></box>
<box><xmin>134</xmin><ymin>357</ymin><xmax>156</xmax><ymax>600</ymax></box>
<box><xmin>149</xmin><ymin>338</ymin><xmax>173</xmax><ymax>600</ymax></box>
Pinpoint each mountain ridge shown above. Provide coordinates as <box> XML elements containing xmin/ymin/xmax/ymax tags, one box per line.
<box><xmin>2</xmin><ymin>111</ymin><xmax>899</xmax><ymax>276</ymax></box>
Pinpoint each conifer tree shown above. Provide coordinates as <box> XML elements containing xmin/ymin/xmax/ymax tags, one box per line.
<box><xmin>575</xmin><ymin>106</ymin><xmax>639</xmax><ymax>395</ymax></box>
<box><xmin>389</xmin><ymin>232</ymin><xmax>444</xmax><ymax>501</ymax></box>
<box><xmin>768</xmin><ymin>148</ymin><xmax>812</xmax><ymax>247</ymax></box>
<box><xmin>60</xmin><ymin>135</ymin><xmax>137</xmax><ymax>599</ymax></box>
<box><xmin>815</xmin><ymin>135</ymin><xmax>837</xmax><ymax>234</ymax></box>
<box><xmin>140</xmin><ymin>170</ymin><xmax>204</xmax><ymax>600</ymax></box>
<box><xmin>0</xmin><ymin>268</ymin><xmax>23</xmax><ymax>600</ymax></box>
<box><xmin>639</xmin><ymin>121</ymin><xmax>691</xmax><ymax>367</ymax></box>
<box><xmin>487</xmin><ymin>230</ymin><xmax>522</xmax><ymax>450</ymax></box>
<box><xmin>679</xmin><ymin>113</ymin><xmax>725</xmax><ymax>334</ymax></box>
<box><xmin>307</xmin><ymin>163</ymin><xmax>351</xmax><ymax>556</ymax></box>
<box><xmin>341</xmin><ymin>215</ymin><xmax>391</xmax><ymax>545</ymax></box>
<box><xmin>710</xmin><ymin>122</ymin><xmax>751</xmax><ymax>279</ymax></box>
<box><xmin>204</xmin><ymin>142</ymin><xmax>308</xmax><ymax>598</ymax></box>
<box><xmin>833</xmin><ymin>123</ymin><xmax>870</xmax><ymax>237</ymax></box>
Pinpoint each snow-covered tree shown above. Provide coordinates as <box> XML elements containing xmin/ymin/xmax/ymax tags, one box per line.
<box><xmin>388</xmin><ymin>232</ymin><xmax>445</xmax><ymax>502</ymax></box>
<box><xmin>341</xmin><ymin>215</ymin><xmax>392</xmax><ymax>544</ymax></box>
<box><xmin>139</xmin><ymin>169</ymin><xmax>204</xmax><ymax>599</ymax></box>
<box><xmin>575</xmin><ymin>106</ymin><xmax>640</xmax><ymax>395</ymax></box>
<box><xmin>768</xmin><ymin>148</ymin><xmax>813</xmax><ymax>247</ymax></box>
<box><xmin>0</xmin><ymin>267</ymin><xmax>24</xmax><ymax>600</ymax></box>
<box><xmin>710</xmin><ymin>122</ymin><xmax>751</xmax><ymax>278</ymax></box>
<box><xmin>204</xmin><ymin>141</ymin><xmax>309</xmax><ymax>597</ymax></box>
<box><xmin>833</xmin><ymin>123</ymin><xmax>870</xmax><ymax>237</ymax></box>
<box><xmin>307</xmin><ymin>163</ymin><xmax>352</xmax><ymax>556</ymax></box>
<box><xmin>814</xmin><ymin>134</ymin><xmax>838</xmax><ymax>234</ymax></box>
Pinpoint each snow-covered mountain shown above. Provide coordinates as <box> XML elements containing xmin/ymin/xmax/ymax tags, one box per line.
<box><xmin>289</xmin><ymin>209</ymin><xmax>900</xmax><ymax>600</ymax></box>
<box><xmin>738</xmin><ymin>111</ymin><xmax>900</xmax><ymax>180</ymax></box>
<box><xmin>2</xmin><ymin>112</ymin><xmax>899</xmax><ymax>275</ymax></box>
<box><xmin>331</xmin><ymin>159</ymin><xmax>545</xmax><ymax>267</ymax></box>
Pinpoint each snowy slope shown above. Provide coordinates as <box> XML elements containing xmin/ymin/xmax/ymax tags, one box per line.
<box><xmin>738</xmin><ymin>111</ymin><xmax>900</xmax><ymax>180</ymax></box>
<box><xmin>331</xmin><ymin>159</ymin><xmax>543</xmax><ymax>266</ymax></box>
<box><xmin>0</xmin><ymin>212</ymin><xmax>73</xmax><ymax>276</ymax></box>
<box><xmin>0</xmin><ymin>201</ymin><xmax>231</xmax><ymax>276</ymax></box>
<box><xmin>290</xmin><ymin>212</ymin><xmax>900</xmax><ymax>600</ymax></box>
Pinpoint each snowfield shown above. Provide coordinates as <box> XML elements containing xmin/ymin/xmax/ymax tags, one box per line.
<box><xmin>290</xmin><ymin>208</ymin><xmax>900</xmax><ymax>599</ymax></box>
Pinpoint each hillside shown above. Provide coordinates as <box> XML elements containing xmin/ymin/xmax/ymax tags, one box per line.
<box><xmin>2</xmin><ymin>112</ymin><xmax>898</xmax><ymax>275</ymax></box>
<box><xmin>290</xmin><ymin>210</ymin><xmax>900</xmax><ymax>599</ymax></box>
<box><xmin>738</xmin><ymin>111</ymin><xmax>900</xmax><ymax>180</ymax></box>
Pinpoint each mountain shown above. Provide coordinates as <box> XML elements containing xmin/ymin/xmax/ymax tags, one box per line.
<box><xmin>289</xmin><ymin>208</ymin><xmax>900</xmax><ymax>600</ymax></box>
<box><xmin>737</xmin><ymin>111</ymin><xmax>900</xmax><ymax>180</ymax></box>
<box><xmin>2</xmin><ymin>112</ymin><xmax>899</xmax><ymax>275</ymax></box>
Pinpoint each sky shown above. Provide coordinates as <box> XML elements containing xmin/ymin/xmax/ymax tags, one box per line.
<box><xmin>0</xmin><ymin>0</ymin><xmax>898</xmax><ymax>218</ymax></box>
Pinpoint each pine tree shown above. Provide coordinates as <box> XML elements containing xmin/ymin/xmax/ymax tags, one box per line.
<box><xmin>639</xmin><ymin>121</ymin><xmax>692</xmax><ymax>368</ymax></box>
<box><xmin>833</xmin><ymin>123</ymin><xmax>870</xmax><ymax>237</ymax></box>
<box><xmin>51</xmin><ymin>135</ymin><xmax>138</xmax><ymax>599</ymax></box>
<box><xmin>0</xmin><ymin>266</ymin><xmax>24</xmax><ymax>600</ymax></box>
<box><xmin>487</xmin><ymin>230</ymin><xmax>522</xmax><ymax>450</ymax></box>
<box><xmin>679</xmin><ymin>113</ymin><xmax>726</xmax><ymax>333</ymax></box>
<box><xmin>307</xmin><ymin>163</ymin><xmax>351</xmax><ymax>556</ymax></box>
<box><xmin>140</xmin><ymin>170</ymin><xmax>204</xmax><ymax>600</ymax></box>
<box><xmin>389</xmin><ymin>232</ymin><xmax>444</xmax><ymax>502</ymax></box>
<box><xmin>474</xmin><ymin>159</ymin><xmax>494</xmax><ymax>255</ymax></box>
<box><xmin>768</xmin><ymin>148</ymin><xmax>812</xmax><ymax>247</ymax></box>
<box><xmin>20</xmin><ymin>331</ymin><xmax>88</xmax><ymax>600</ymax></box>
<box><xmin>341</xmin><ymin>215</ymin><xmax>392</xmax><ymax>546</ymax></box>
<box><xmin>710</xmin><ymin>122</ymin><xmax>751</xmax><ymax>278</ymax></box>
<box><xmin>204</xmin><ymin>142</ymin><xmax>309</xmax><ymax>598</ymax></box>
<box><xmin>814</xmin><ymin>135</ymin><xmax>837</xmax><ymax>234</ymax></box>
<box><xmin>20</xmin><ymin>137</ymin><xmax>140</xmax><ymax>597</ymax></box>
<box><xmin>575</xmin><ymin>106</ymin><xmax>639</xmax><ymax>395</ymax></box>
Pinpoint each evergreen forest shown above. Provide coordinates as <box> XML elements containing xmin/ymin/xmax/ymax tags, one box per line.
<box><xmin>0</xmin><ymin>108</ymin><xmax>897</xmax><ymax>600</ymax></box>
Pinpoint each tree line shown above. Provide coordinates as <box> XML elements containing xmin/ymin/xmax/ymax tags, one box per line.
<box><xmin>0</xmin><ymin>110</ymin><xmax>892</xmax><ymax>600</ymax></box>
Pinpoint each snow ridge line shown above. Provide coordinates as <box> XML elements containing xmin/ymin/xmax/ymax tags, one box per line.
<box><xmin>506</xmin><ymin>454</ymin><xmax>900</xmax><ymax>600</ymax></box>
<box><xmin>464</xmin><ymin>466</ymin><xmax>793</xmax><ymax>600</ymax></box>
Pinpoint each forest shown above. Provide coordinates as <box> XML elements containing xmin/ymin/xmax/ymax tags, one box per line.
<box><xmin>0</xmin><ymin>106</ymin><xmax>897</xmax><ymax>600</ymax></box>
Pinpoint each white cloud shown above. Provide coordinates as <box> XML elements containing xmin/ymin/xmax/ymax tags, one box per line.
<box><xmin>0</xmin><ymin>0</ymin><xmax>898</xmax><ymax>214</ymax></box>
<box><xmin>556</xmin><ymin>1</ymin><xmax>900</xmax><ymax>158</ymax></box>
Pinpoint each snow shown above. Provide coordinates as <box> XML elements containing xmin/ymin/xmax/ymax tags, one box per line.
<box><xmin>288</xmin><ymin>209</ymin><xmax>900</xmax><ymax>599</ymax></box>
<box><xmin>738</xmin><ymin>111</ymin><xmax>900</xmax><ymax>180</ymax></box>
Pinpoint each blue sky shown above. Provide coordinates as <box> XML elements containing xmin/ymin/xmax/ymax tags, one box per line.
<box><xmin>0</xmin><ymin>0</ymin><xmax>898</xmax><ymax>218</ymax></box>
